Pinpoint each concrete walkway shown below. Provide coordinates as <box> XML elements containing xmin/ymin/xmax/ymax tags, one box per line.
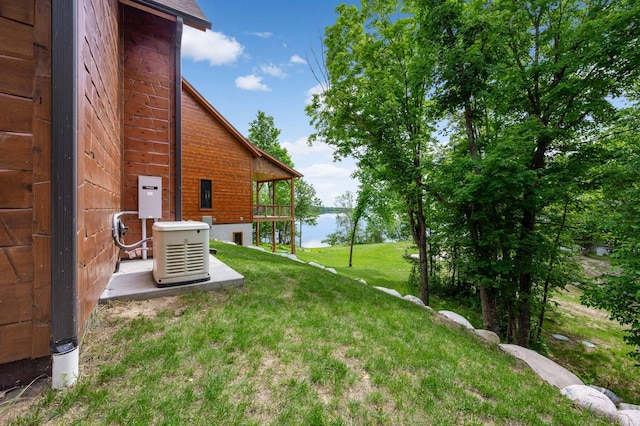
<box><xmin>100</xmin><ymin>255</ymin><xmax>244</xmax><ymax>303</ymax></box>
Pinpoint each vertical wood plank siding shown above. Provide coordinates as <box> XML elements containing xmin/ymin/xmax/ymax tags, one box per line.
<box><xmin>181</xmin><ymin>89</ymin><xmax>253</xmax><ymax>224</ymax></box>
<box><xmin>76</xmin><ymin>0</ymin><xmax>122</xmax><ymax>331</ymax></box>
<box><xmin>0</xmin><ymin>0</ymin><xmax>51</xmax><ymax>366</ymax></box>
<box><xmin>122</xmin><ymin>5</ymin><xmax>176</xmax><ymax>248</ymax></box>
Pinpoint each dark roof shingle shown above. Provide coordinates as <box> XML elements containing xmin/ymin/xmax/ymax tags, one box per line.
<box><xmin>135</xmin><ymin>0</ymin><xmax>211</xmax><ymax>30</ymax></box>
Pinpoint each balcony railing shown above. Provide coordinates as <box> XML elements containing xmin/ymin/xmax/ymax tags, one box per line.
<box><xmin>253</xmin><ymin>204</ymin><xmax>292</xmax><ymax>219</ymax></box>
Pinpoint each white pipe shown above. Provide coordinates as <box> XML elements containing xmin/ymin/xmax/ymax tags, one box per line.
<box><xmin>52</xmin><ymin>346</ymin><xmax>79</xmax><ymax>389</ymax></box>
<box><xmin>142</xmin><ymin>218</ymin><xmax>147</xmax><ymax>260</ymax></box>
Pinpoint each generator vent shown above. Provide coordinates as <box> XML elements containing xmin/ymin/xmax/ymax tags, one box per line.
<box><xmin>152</xmin><ymin>221</ymin><xmax>210</xmax><ymax>287</ymax></box>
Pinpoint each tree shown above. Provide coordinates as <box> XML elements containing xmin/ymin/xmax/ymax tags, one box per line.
<box><xmin>248</xmin><ymin>110</ymin><xmax>293</xmax><ymax>167</ymax></box>
<box><xmin>419</xmin><ymin>0</ymin><xmax>640</xmax><ymax>346</ymax></box>
<box><xmin>349</xmin><ymin>183</ymin><xmax>372</xmax><ymax>267</ymax></box>
<box><xmin>323</xmin><ymin>191</ymin><xmax>363</xmax><ymax>246</ymax></box>
<box><xmin>308</xmin><ymin>1</ymin><xmax>437</xmax><ymax>304</ymax></box>
<box><xmin>295</xmin><ymin>179</ymin><xmax>322</xmax><ymax>247</ymax></box>
<box><xmin>310</xmin><ymin>0</ymin><xmax>640</xmax><ymax>348</ymax></box>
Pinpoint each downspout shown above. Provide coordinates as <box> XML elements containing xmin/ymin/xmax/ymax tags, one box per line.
<box><xmin>175</xmin><ymin>17</ymin><xmax>183</xmax><ymax>220</ymax></box>
<box><xmin>51</xmin><ymin>0</ymin><xmax>79</xmax><ymax>389</ymax></box>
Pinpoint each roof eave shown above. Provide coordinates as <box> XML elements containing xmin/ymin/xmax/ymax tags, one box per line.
<box><xmin>129</xmin><ymin>0</ymin><xmax>211</xmax><ymax>30</ymax></box>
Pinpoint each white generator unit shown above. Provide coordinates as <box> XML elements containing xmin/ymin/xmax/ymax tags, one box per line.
<box><xmin>152</xmin><ymin>221</ymin><xmax>210</xmax><ymax>287</ymax></box>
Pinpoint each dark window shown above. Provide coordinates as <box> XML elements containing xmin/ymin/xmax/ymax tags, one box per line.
<box><xmin>200</xmin><ymin>179</ymin><xmax>212</xmax><ymax>209</ymax></box>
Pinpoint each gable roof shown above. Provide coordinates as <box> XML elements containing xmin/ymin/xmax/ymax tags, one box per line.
<box><xmin>182</xmin><ymin>79</ymin><xmax>303</xmax><ymax>181</ymax></box>
<box><xmin>127</xmin><ymin>0</ymin><xmax>211</xmax><ymax>30</ymax></box>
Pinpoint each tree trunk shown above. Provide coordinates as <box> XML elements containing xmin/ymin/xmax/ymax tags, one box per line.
<box><xmin>535</xmin><ymin>199</ymin><xmax>569</xmax><ymax>340</ymax></box>
<box><xmin>409</xmin><ymin>201</ymin><xmax>429</xmax><ymax>306</ymax></box>
<box><xmin>349</xmin><ymin>216</ymin><xmax>361</xmax><ymax>268</ymax></box>
<box><xmin>479</xmin><ymin>286</ymin><xmax>500</xmax><ymax>334</ymax></box>
<box><xmin>515</xmin><ymin>208</ymin><xmax>536</xmax><ymax>348</ymax></box>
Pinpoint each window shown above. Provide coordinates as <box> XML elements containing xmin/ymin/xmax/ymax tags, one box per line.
<box><xmin>200</xmin><ymin>179</ymin><xmax>212</xmax><ymax>209</ymax></box>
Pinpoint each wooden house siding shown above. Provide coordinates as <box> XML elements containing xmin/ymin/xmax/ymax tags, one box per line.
<box><xmin>0</xmin><ymin>0</ymin><xmax>51</xmax><ymax>366</ymax></box>
<box><xmin>122</xmin><ymin>5</ymin><xmax>177</xmax><ymax>248</ymax></box>
<box><xmin>76</xmin><ymin>0</ymin><xmax>122</xmax><ymax>330</ymax></box>
<box><xmin>181</xmin><ymin>88</ymin><xmax>254</xmax><ymax>224</ymax></box>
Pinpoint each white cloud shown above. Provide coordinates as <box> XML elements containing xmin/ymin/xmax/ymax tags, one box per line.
<box><xmin>182</xmin><ymin>27</ymin><xmax>243</xmax><ymax>66</ymax></box>
<box><xmin>282</xmin><ymin>136</ymin><xmax>334</xmax><ymax>158</ymax></box>
<box><xmin>305</xmin><ymin>83</ymin><xmax>325</xmax><ymax>105</ymax></box>
<box><xmin>235</xmin><ymin>74</ymin><xmax>270</xmax><ymax>91</ymax></box>
<box><xmin>299</xmin><ymin>163</ymin><xmax>353</xmax><ymax>180</ymax></box>
<box><xmin>247</xmin><ymin>31</ymin><xmax>273</xmax><ymax>38</ymax></box>
<box><xmin>261</xmin><ymin>64</ymin><xmax>287</xmax><ymax>78</ymax></box>
<box><xmin>290</xmin><ymin>55</ymin><xmax>307</xmax><ymax>65</ymax></box>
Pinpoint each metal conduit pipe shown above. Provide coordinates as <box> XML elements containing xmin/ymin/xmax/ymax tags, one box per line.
<box><xmin>112</xmin><ymin>211</ymin><xmax>153</xmax><ymax>250</ymax></box>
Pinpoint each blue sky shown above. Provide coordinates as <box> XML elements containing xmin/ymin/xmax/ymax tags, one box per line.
<box><xmin>181</xmin><ymin>1</ymin><xmax>359</xmax><ymax>206</ymax></box>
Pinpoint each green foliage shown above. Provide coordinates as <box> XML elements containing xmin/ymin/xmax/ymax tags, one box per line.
<box><xmin>307</xmin><ymin>0</ymin><xmax>640</xmax><ymax>347</ymax></box>
<box><xmin>248</xmin><ymin>110</ymin><xmax>292</xmax><ymax>167</ymax></box>
<box><xmin>307</xmin><ymin>0</ymin><xmax>439</xmax><ymax>302</ymax></box>
<box><xmin>581</xmin><ymin>107</ymin><xmax>640</xmax><ymax>363</ymax></box>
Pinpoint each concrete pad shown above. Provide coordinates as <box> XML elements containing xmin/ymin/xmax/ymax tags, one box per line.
<box><xmin>500</xmin><ymin>344</ymin><xmax>583</xmax><ymax>389</ymax></box>
<box><xmin>100</xmin><ymin>255</ymin><xmax>244</xmax><ymax>302</ymax></box>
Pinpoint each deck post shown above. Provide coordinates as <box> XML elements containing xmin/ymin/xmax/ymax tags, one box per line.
<box><xmin>271</xmin><ymin>182</ymin><xmax>277</xmax><ymax>252</ymax></box>
<box><xmin>290</xmin><ymin>178</ymin><xmax>296</xmax><ymax>254</ymax></box>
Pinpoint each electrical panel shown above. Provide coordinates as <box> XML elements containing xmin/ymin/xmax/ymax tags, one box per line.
<box><xmin>138</xmin><ymin>176</ymin><xmax>162</xmax><ymax>219</ymax></box>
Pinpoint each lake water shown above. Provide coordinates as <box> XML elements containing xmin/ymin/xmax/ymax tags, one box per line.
<box><xmin>299</xmin><ymin>213</ymin><xmax>337</xmax><ymax>248</ymax></box>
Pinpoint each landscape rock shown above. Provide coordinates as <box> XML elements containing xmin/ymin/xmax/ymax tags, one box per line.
<box><xmin>307</xmin><ymin>262</ymin><xmax>325</xmax><ymax>270</ymax></box>
<box><xmin>403</xmin><ymin>294</ymin><xmax>426</xmax><ymax>307</ymax></box>
<box><xmin>475</xmin><ymin>329</ymin><xmax>500</xmax><ymax>344</ymax></box>
<box><xmin>552</xmin><ymin>334</ymin><xmax>570</xmax><ymax>341</ymax></box>
<box><xmin>373</xmin><ymin>286</ymin><xmax>403</xmax><ymax>298</ymax></box>
<box><xmin>618</xmin><ymin>410</ymin><xmax>640</xmax><ymax>426</ymax></box>
<box><xmin>280</xmin><ymin>253</ymin><xmax>303</xmax><ymax>262</ymax></box>
<box><xmin>580</xmin><ymin>340</ymin><xmax>596</xmax><ymax>348</ymax></box>
<box><xmin>561</xmin><ymin>385</ymin><xmax>618</xmax><ymax>420</ymax></box>
<box><xmin>438</xmin><ymin>311</ymin><xmax>475</xmax><ymax>330</ymax></box>
<box><xmin>355</xmin><ymin>278</ymin><xmax>367</xmax><ymax>285</ymax></box>
<box><xmin>402</xmin><ymin>295</ymin><xmax>433</xmax><ymax>310</ymax></box>
<box><xmin>499</xmin><ymin>344</ymin><xmax>583</xmax><ymax>389</ymax></box>
<box><xmin>620</xmin><ymin>403</ymin><xmax>640</xmax><ymax>411</ymax></box>
<box><xmin>589</xmin><ymin>385</ymin><xmax>621</xmax><ymax>406</ymax></box>
<box><xmin>325</xmin><ymin>267</ymin><xmax>337</xmax><ymax>274</ymax></box>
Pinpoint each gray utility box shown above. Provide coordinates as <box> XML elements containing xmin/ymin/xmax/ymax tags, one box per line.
<box><xmin>138</xmin><ymin>176</ymin><xmax>162</xmax><ymax>219</ymax></box>
<box><xmin>152</xmin><ymin>221</ymin><xmax>210</xmax><ymax>287</ymax></box>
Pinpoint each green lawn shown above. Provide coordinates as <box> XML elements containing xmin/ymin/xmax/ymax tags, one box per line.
<box><xmin>298</xmin><ymin>243</ymin><xmax>639</xmax><ymax>406</ymax></box>
<box><xmin>7</xmin><ymin>243</ymin><xmax>607</xmax><ymax>425</ymax></box>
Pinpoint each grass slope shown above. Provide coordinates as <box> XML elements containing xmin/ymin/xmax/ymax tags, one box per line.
<box><xmin>9</xmin><ymin>244</ymin><xmax>605</xmax><ymax>425</ymax></box>
<box><xmin>299</xmin><ymin>243</ymin><xmax>639</xmax><ymax>406</ymax></box>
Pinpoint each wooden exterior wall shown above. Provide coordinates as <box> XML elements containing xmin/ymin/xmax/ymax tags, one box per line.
<box><xmin>0</xmin><ymin>0</ymin><xmax>52</xmax><ymax>371</ymax></box>
<box><xmin>181</xmin><ymin>88</ymin><xmax>254</xmax><ymax>224</ymax></box>
<box><xmin>121</xmin><ymin>5</ymin><xmax>177</xmax><ymax>248</ymax></box>
<box><xmin>76</xmin><ymin>0</ymin><xmax>122</xmax><ymax>330</ymax></box>
<box><xmin>0</xmin><ymin>0</ymin><xmax>182</xmax><ymax>387</ymax></box>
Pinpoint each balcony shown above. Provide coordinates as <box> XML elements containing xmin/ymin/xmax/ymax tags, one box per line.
<box><xmin>253</xmin><ymin>204</ymin><xmax>293</xmax><ymax>221</ymax></box>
